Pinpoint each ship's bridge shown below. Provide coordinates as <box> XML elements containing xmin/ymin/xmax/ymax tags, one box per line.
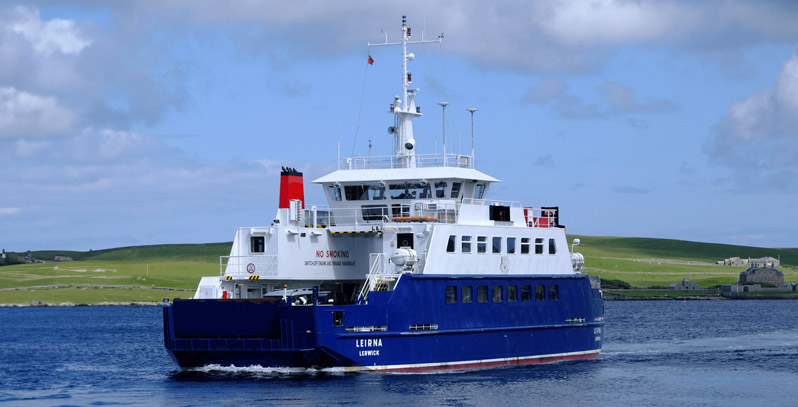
<box><xmin>312</xmin><ymin>153</ymin><xmax>504</xmax><ymax>226</ymax></box>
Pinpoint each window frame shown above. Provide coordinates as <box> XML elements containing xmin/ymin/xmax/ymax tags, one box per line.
<box><xmin>462</xmin><ymin>235</ymin><xmax>472</xmax><ymax>253</ymax></box>
<box><xmin>477</xmin><ymin>236</ymin><xmax>487</xmax><ymax>253</ymax></box>
<box><xmin>507</xmin><ymin>237</ymin><xmax>516</xmax><ymax>254</ymax></box>
<box><xmin>462</xmin><ymin>286</ymin><xmax>473</xmax><ymax>303</ymax></box>
<box><xmin>507</xmin><ymin>285</ymin><xmax>518</xmax><ymax>302</ymax></box>
<box><xmin>492</xmin><ymin>236</ymin><xmax>502</xmax><ymax>254</ymax></box>
<box><xmin>492</xmin><ymin>285</ymin><xmax>503</xmax><ymax>303</ymax></box>
<box><xmin>446</xmin><ymin>235</ymin><xmax>457</xmax><ymax>253</ymax></box>
<box><xmin>521</xmin><ymin>285</ymin><xmax>532</xmax><ymax>302</ymax></box>
<box><xmin>445</xmin><ymin>285</ymin><xmax>457</xmax><ymax>304</ymax></box>
<box><xmin>477</xmin><ymin>285</ymin><xmax>488</xmax><ymax>303</ymax></box>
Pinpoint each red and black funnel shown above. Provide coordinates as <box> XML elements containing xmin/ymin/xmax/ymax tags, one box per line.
<box><xmin>279</xmin><ymin>167</ymin><xmax>304</xmax><ymax>209</ymax></box>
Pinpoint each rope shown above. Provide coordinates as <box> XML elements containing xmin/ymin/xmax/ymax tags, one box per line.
<box><xmin>351</xmin><ymin>56</ymin><xmax>370</xmax><ymax>156</ymax></box>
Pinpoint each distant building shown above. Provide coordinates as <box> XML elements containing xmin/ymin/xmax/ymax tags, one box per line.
<box><xmin>669</xmin><ymin>278</ymin><xmax>701</xmax><ymax>291</ymax></box>
<box><xmin>53</xmin><ymin>256</ymin><xmax>73</xmax><ymax>262</ymax></box>
<box><xmin>717</xmin><ymin>256</ymin><xmax>780</xmax><ymax>268</ymax></box>
<box><xmin>739</xmin><ymin>266</ymin><xmax>784</xmax><ymax>287</ymax></box>
<box><xmin>750</xmin><ymin>257</ymin><xmax>780</xmax><ymax>268</ymax></box>
<box><xmin>718</xmin><ymin>257</ymin><xmax>748</xmax><ymax>266</ymax></box>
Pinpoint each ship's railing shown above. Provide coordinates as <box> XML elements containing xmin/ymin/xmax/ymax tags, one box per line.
<box><xmin>523</xmin><ymin>207</ymin><xmax>558</xmax><ymax>228</ymax></box>
<box><xmin>462</xmin><ymin>198</ymin><xmax>522</xmax><ymax>207</ymax></box>
<box><xmin>220</xmin><ymin>255</ymin><xmax>278</xmax><ymax>278</ymax></box>
<box><xmin>306</xmin><ymin>203</ymin><xmax>460</xmax><ymax>229</ymax></box>
<box><xmin>358</xmin><ymin>253</ymin><xmax>388</xmax><ymax>301</ymax></box>
<box><xmin>339</xmin><ymin>153</ymin><xmax>474</xmax><ymax>170</ymax></box>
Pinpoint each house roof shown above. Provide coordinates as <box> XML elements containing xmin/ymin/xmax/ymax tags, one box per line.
<box><xmin>741</xmin><ymin>266</ymin><xmax>783</xmax><ymax>275</ymax></box>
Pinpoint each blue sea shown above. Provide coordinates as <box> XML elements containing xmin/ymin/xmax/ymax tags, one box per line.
<box><xmin>1</xmin><ymin>300</ymin><xmax>797</xmax><ymax>406</ymax></box>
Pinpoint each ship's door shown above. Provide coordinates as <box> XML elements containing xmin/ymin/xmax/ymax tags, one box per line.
<box><xmin>397</xmin><ymin>233</ymin><xmax>414</xmax><ymax>249</ymax></box>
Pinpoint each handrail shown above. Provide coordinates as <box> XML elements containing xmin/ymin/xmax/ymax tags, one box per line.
<box><xmin>339</xmin><ymin>152</ymin><xmax>474</xmax><ymax>170</ymax></box>
<box><xmin>220</xmin><ymin>255</ymin><xmax>278</xmax><ymax>278</ymax></box>
<box><xmin>358</xmin><ymin>253</ymin><xmax>388</xmax><ymax>302</ymax></box>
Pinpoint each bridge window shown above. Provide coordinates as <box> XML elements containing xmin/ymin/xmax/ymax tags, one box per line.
<box><xmin>327</xmin><ymin>185</ymin><xmax>341</xmax><ymax>202</ymax></box>
<box><xmin>462</xmin><ymin>236</ymin><xmax>472</xmax><ymax>253</ymax></box>
<box><xmin>477</xmin><ymin>285</ymin><xmax>488</xmax><ymax>303</ymax></box>
<box><xmin>507</xmin><ymin>237</ymin><xmax>516</xmax><ymax>254</ymax></box>
<box><xmin>462</xmin><ymin>286</ymin><xmax>472</xmax><ymax>303</ymax></box>
<box><xmin>508</xmin><ymin>285</ymin><xmax>517</xmax><ymax>302</ymax></box>
<box><xmin>549</xmin><ymin>284</ymin><xmax>559</xmax><ymax>301</ymax></box>
<box><xmin>521</xmin><ymin>285</ymin><xmax>532</xmax><ymax>301</ymax></box>
<box><xmin>535</xmin><ymin>238</ymin><xmax>544</xmax><ymax>254</ymax></box>
<box><xmin>549</xmin><ymin>238</ymin><xmax>557</xmax><ymax>254</ymax></box>
<box><xmin>389</xmin><ymin>182</ymin><xmax>431</xmax><ymax>199</ymax></box>
<box><xmin>446</xmin><ymin>235</ymin><xmax>456</xmax><ymax>253</ymax></box>
<box><xmin>535</xmin><ymin>285</ymin><xmax>546</xmax><ymax>301</ymax></box>
<box><xmin>345</xmin><ymin>184</ymin><xmax>385</xmax><ymax>201</ymax></box>
<box><xmin>492</xmin><ymin>237</ymin><xmax>502</xmax><ymax>253</ymax></box>
<box><xmin>435</xmin><ymin>181</ymin><xmax>448</xmax><ymax>198</ymax></box>
<box><xmin>521</xmin><ymin>238</ymin><xmax>530</xmax><ymax>254</ymax></box>
<box><xmin>451</xmin><ymin>182</ymin><xmax>462</xmax><ymax>198</ymax></box>
<box><xmin>477</xmin><ymin>236</ymin><xmax>487</xmax><ymax>253</ymax></box>
<box><xmin>492</xmin><ymin>286</ymin><xmax>503</xmax><ymax>302</ymax></box>
<box><xmin>445</xmin><ymin>286</ymin><xmax>457</xmax><ymax>304</ymax></box>
<box><xmin>475</xmin><ymin>183</ymin><xmax>486</xmax><ymax>199</ymax></box>
<box><xmin>251</xmin><ymin>236</ymin><xmax>265</xmax><ymax>253</ymax></box>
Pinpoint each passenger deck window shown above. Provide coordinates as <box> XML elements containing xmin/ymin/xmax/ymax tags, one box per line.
<box><xmin>508</xmin><ymin>285</ymin><xmax>517</xmax><ymax>302</ymax></box>
<box><xmin>521</xmin><ymin>238</ymin><xmax>530</xmax><ymax>254</ymax></box>
<box><xmin>462</xmin><ymin>236</ymin><xmax>472</xmax><ymax>253</ymax></box>
<box><xmin>535</xmin><ymin>285</ymin><xmax>546</xmax><ymax>301</ymax></box>
<box><xmin>462</xmin><ymin>286</ymin><xmax>472</xmax><ymax>303</ymax></box>
<box><xmin>445</xmin><ymin>286</ymin><xmax>457</xmax><ymax>304</ymax></box>
<box><xmin>477</xmin><ymin>236</ymin><xmax>487</xmax><ymax>253</ymax></box>
<box><xmin>446</xmin><ymin>235</ymin><xmax>456</xmax><ymax>253</ymax></box>
<box><xmin>549</xmin><ymin>238</ymin><xmax>557</xmax><ymax>254</ymax></box>
<box><xmin>477</xmin><ymin>286</ymin><xmax>488</xmax><ymax>303</ymax></box>
<box><xmin>535</xmin><ymin>238</ymin><xmax>544</xmax><ymax>254</ymax></box>
<box><xmin>492</xmin><ymin>286</ymin><xmax>503</xmax><ymax>302</ymax></box>
<box><xmin>549</xmin><ymin>284</ymin><xmax>559</xmax><ymax>301</ymax></box>
<box><xmin>521</xmin><ymin>285</ymin><xmax>532</xmax><ymax>301</ymax></box>
<box><xmin>507</xmin><ymin>237</ymin><xmax>516</xmax><ymax>254</ymax></box>
<box><xmin>251</xmin><ymin>236</ymin><xmax>265</xmax><ymax>253</ymax></box>
<box><xmin>492</xmin><ymin>237</ymin><xmax>502</xmax><ymax>253</ymax></box>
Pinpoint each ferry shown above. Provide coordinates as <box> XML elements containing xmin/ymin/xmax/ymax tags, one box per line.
<box><xmin>163</xmin><ymin>16</ymin><xmax>604</xmax><ymax>372</ymax></box>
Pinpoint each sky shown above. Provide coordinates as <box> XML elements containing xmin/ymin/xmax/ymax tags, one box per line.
<box><xmin>1</xmin><ymin>0</ymin><xmax>797</xmax><ymax>252</ymax></box>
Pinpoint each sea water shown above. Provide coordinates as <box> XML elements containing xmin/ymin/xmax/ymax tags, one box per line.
<box><xmin>1</xmin><ymin>300</ymin><xmax>797</xmax><ymax>406</ymax></box>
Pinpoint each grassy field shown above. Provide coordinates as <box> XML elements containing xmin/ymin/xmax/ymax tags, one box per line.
<box><xmin>1</xmin><ymin>237</ymin><xmax>795</xmax><ymax>304</ymax></box>
<box><xmin>0</xmin><ymin>243</ymin><xmax>230</xmax><ymax>305</ymax></box>
<box><xmin>570</xmin><ymin>235</ymin><xmax>798</xmax><ymax>289</ymax></box>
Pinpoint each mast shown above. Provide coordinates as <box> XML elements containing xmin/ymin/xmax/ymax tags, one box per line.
<box><xmin>369</xmin><ymin>16</ymin><xmax>442</xmax><ymax>168</ymax></box>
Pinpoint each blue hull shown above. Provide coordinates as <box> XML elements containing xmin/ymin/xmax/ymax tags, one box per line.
<box><xmin>164</xmin><ymin>274</ymin><xmax>604</xmax><ymax>372</ymax></box>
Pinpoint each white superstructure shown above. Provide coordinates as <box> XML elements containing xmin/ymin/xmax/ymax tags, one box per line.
<box><xmin>194</xmin><ymin>16</ymin><xmax>583</xmax><ymax>302</ymax></box>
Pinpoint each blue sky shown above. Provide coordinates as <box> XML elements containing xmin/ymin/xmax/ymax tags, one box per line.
<box><xmin>1</xmin><ymin>1</ymin><xmax>797</xmax><ymax>251</ymax></box>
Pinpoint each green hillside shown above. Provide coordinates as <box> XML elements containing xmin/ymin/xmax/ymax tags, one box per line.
<box><xmin>1</xmin><ymin>237</ymin><xmax>795</xmax><ymax>305</ymax></box>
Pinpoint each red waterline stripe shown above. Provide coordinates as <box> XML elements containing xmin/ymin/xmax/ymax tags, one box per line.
<box><xmin>376</xmin><ymin>351</ymin><xmax>599</xmax><ymax>373</ymax></box>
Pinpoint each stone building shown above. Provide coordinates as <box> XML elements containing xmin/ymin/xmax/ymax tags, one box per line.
<box><xmin>739</xmin><ymin>266</ymin><xmax>784</xmax><ymax>287</ymax></box>
<box><xmin>669</xmin><ymin>278</ymin><xmax>701</xmax><ymax>291</ymax></box>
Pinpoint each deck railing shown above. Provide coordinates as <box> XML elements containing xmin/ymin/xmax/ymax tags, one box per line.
<box><xmin>220</xmin><ymin>255</ymin><xmax>278</xmax><ymax>278</ymax></box>
<box><xmin>339</xmin><ymin>153</ymin><xmax>473</xmax><ymax>170</ymax></box>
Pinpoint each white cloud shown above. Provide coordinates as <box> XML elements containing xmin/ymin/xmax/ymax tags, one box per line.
<box><xmin>0</xmin><ymin>86</ymin><xmax>76</xmax><ymax>138</ymax></box>
<box><xmin>707</xmin><ymin>53</ymin><xmax>798</xmax><ymax>168</ymax></box>
<box><xmin>9</xmin><ymin>6</ymin><xmax>92</xmax><ymax>56</ymax></box>
<box><xmin>0</xmin><ymin>207</ymin><xmax>21</xmax><ymax>216</ymax></box>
